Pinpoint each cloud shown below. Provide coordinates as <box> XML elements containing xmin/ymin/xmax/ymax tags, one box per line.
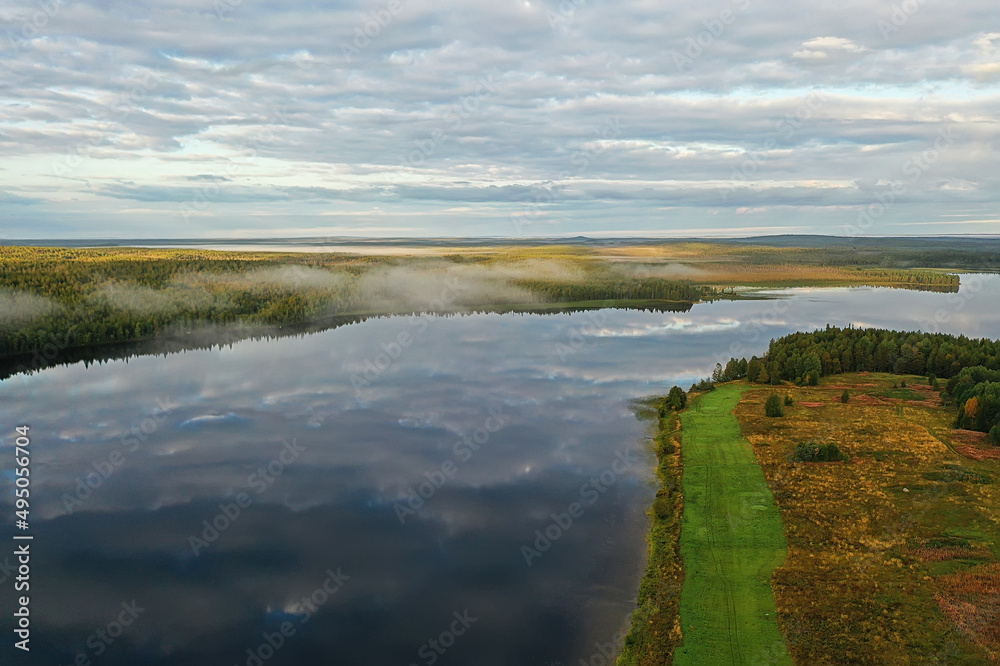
<box><xmin>0</xmin><ymin>1</ymin><xmax>998</xmax><ymax>238</ymax></box>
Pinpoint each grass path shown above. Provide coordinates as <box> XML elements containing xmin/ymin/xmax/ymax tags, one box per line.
<box><xmin>674</xmin><ymin>385</ymin><xmax>792</xmax><ymax>665</ymax></box>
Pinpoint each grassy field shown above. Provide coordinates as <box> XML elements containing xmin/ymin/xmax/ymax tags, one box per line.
<box><xmin>735</xmin><ymin>374</ymin><xmax>1000</xmax><ymax>663</ymax></box>
<box><xmin>674</xmin><ymin>385</ymin><xmax>792</xmax><ymax>665</ymax></box>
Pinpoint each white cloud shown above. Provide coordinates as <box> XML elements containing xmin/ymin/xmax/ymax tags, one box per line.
<box><xmin>0</xmin><ymin>2</ymin><xmax>998</xmax><ymax>238</ymax></box>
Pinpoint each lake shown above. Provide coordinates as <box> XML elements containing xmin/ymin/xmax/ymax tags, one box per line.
<box><xmin>2</xmin><ymin>275</ymin><xmax>999</xmax><ymax>665</ymax></box>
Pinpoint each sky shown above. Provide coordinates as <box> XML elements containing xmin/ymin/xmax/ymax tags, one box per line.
<box><xmin>1</xmin><ymin>0</ymin><xmax>999</xmax><ymax>239</ymax></box>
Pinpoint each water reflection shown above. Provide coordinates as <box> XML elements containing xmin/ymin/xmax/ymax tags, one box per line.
<box><xmin>1</xmin><ymin>276</ymin><xmax>999</xmax><ymax>665</ymax></box>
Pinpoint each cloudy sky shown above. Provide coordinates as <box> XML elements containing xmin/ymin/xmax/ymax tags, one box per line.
<box><xmin>1</xmin><ymin>0</ymin><xmax>998</xmax><ymax>239</ymax></box>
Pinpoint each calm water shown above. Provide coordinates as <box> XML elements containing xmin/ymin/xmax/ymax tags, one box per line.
<box><xmin>2</xmin><ymin>275</ymin><xmax>999</xmax><ymax>665</ymax></box>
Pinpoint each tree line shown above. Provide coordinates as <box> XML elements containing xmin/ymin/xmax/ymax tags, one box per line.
<box><xmin>0</xmin><ymin>248</ymin><xmax>709</xmax><ymax>362</ymax></box>
<box><xmin>716</xmin><ymin>326</ymin><xmax>1000</xmax><ymax>440</ymax></box>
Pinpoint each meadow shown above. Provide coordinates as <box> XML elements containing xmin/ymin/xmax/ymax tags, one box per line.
<box><xmin>736</xmin><ymin>374</ymin><xmax>1000</xmax><ymax>664</ymax></box>
<box><xmin>671</xmin><ymin>386</ymin><xmax>791</xmax><ymax>666</ymax></box>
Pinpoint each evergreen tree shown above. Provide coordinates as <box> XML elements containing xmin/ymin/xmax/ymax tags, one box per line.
<box><xmin>765</xmin><ymin>394</ymin><xmax>784</xmax><ymax>417</ymax></box>
<box><xmin>667</xmin><ymin>385</ymin><xmax>687</xmax><ymax>411</ymax></box>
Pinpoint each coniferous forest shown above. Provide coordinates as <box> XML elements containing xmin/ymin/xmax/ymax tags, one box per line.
<box><xmin>718</xmin><ymin>326</ymin><xmax>1000</xmax><ymax>439</ymax></box>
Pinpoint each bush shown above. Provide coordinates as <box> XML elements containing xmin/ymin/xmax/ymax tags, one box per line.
<box><xmin>689</xmin><ymin>379</ymin><xmax>715</xmax><ymax>392</ymax></box>
<box><xmin>841</xmin><ymin>389</ymin><xmax>850</xmax><ymax>403</ymax></box>
<box><xmin>765</xmin><ymin>394</ymin><xmax>784</xmax><ymax>417</ymax></box>
<box><xmin>900</xmin><ymin>380</ymin><xmax>907</xmax><ymax>388</ymax></box>
<box><xmin>652</xmin><ymin>495</ymin><xmax>673</xmax><ymax>520</ymax></box>
<box><xmin>928</xmin><ymin>373</ymin><xmax>937</xmax><ymax>386</ymax></box>
<box><xmin>793</xmin><ymin>442</ymin><xmax>848</xmax><ymax>462</ymax></box>
<box><xmin>784</xmin><ymin>394</ymin><xmax>794</xmax><ymax>406</ymax></box>
<box><xmin>991</xmin><ymin>425</ymin><xmax>1000</xmax><ymax>446</ymax></box>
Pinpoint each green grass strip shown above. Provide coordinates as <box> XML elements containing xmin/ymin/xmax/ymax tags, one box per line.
<box><xmin>674</xmin><ymin>385</ymin><xmax>792</xmax><ymax>666</ymax></box>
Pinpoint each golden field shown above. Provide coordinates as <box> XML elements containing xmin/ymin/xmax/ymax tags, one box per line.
<box><xmin>735</xmin><ymin>374</ymin><xmax>1000</xmax><ymax>664</ymax></box>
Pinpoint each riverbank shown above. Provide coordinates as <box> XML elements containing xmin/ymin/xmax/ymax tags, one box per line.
<box><xmin>618</xmin><ymin>385</ymin><xmax>791</xmax><ymax>665</ymax></box>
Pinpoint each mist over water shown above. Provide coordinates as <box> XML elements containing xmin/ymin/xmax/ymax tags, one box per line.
<box><xmin>1</xmin><ymin>276</ymin><xmax>999</xmax><ymax>664</ymax></box>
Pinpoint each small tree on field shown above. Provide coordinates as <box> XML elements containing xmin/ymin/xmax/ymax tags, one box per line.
<box><xmin>784</xmin><ymin>394</ymin><xmax>794</xmax><ymax>406</ymax></box>
<box><xmin>900</xmin><ymin>380</ymin><xmax>907</xmax><ymax>388</ymax></box>
<box><xmin>667</xmin><ymin>385</ymin><xmax>687</xmax><ymax>411</ymax></box>
<box><xmin>928</xmin><ymin>373</ymin><xmax>937</xmax><ymax>386</ymax></box>
<box><xmin>991</xmin><ymin>425</ymin><xmax>1000</xmax><ymax>446</ymax></box>
<box><xmin>712</xmin><ymin>363</ymin><xmax>724</xmax><ymax>383</ymax></box>
<box><xmin>658</xmin><ymin>386</ymin><xmax>688</xmax><ymax>418</ymax></box>
<box><xmin>841</xmin><ymin>389</ymin><xmax>850</xmax><ymax>403</ymax></box>
<box><xmin>765</xmin><ymin>394</ymin><xmax>784</xmax><ymax>417</ymax></box>
<box><xmin>793</xmin><ymin>442</ymin><xmax>848</xmax><ymax>462</ymax></box>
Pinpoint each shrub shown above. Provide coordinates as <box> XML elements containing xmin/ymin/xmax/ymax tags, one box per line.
<box><xmin>991</xmin><ymin>425</ymin><xmax>1000</xmax><ymax>446</ymax></box>
<box><xmin>928</xmin><ymin>373</ymin><xmax>937</xmax><ymax>386</ymax></box>
<box><xmin>793</xmin><ymin>442</ymin><xmax>848</xmax><ymax>462</ymax></box>
<box><xmin>841</xmin><ymin>389</ymin><xmax>850</xmax><ymax>403</ymax></box>
<box><xmin>765</xmin><ymin>394</ymin><xmax>784</xmax><ymax>417</ymax></box>
<box><xmin>784</xmin><ymin>394</ymin><xmax>794</xmax><ymax>406</ymax></box>
<box><xmin>900</xmin><ymin>380</ymin><xmax>907</xmax><ymax>388</ymax></box>
<box><xmin>653</xmin><ymin>495</ymin><xmax>673</xmax><ymax>520</ymax></box>
<box><xmin>655</xmin><ymin>433</ymin><xmax>676</xmax><ymax>456</ymax></box>
<box><xmin>689</xmin><ymin>379</ymin><xmax>715</xmax><ymax>392</ymax></box>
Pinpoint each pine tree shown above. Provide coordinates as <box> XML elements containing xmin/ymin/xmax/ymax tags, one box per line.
<box><xmin>765</xmin><ymin>395</ymin><xmax>784</xmax><ymax>417</ymax></box>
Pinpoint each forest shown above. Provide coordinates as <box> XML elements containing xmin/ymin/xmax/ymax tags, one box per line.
<box><xmin>717</xmin><ymin>326</ymin><xmax>1000</xmax><ymax>440</ymax></box>
<box><xmin>0</xmin><ymin>242</ymin><xmax>985</xmax><ymax>381</ymax></box>
<box><xmin>0</xmin><ymin>246</ymin><xmax>714</xmax><ymax>373</ymax></box>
